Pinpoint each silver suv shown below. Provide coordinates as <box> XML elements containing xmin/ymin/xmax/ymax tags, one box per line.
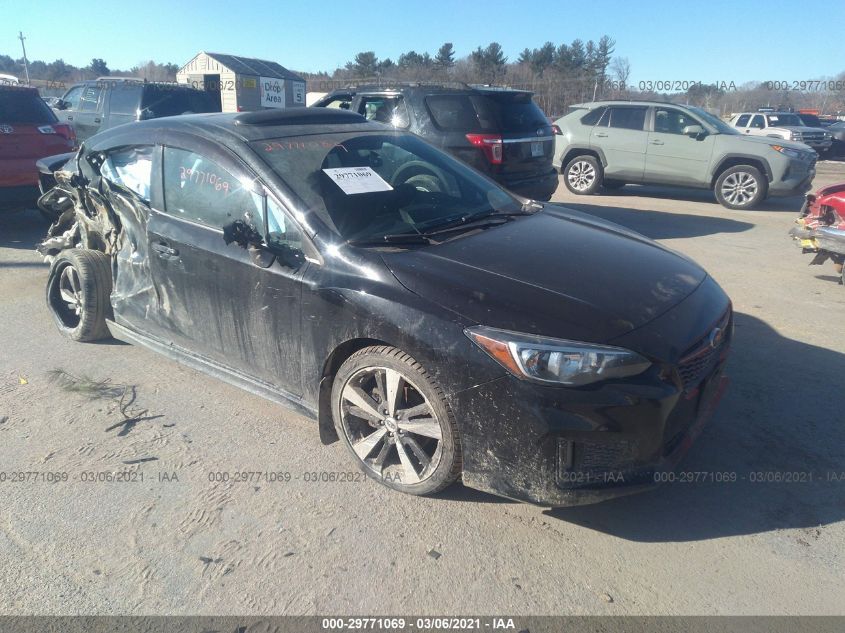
<box><xmin>728</xmin><ymin>111</ymin><xmax>832</xmax><ymax>154</ymax></box>
<box><xmin>553</xmin><ymin>101</ymin><xmax>817</xmax><ymax>210</ymax></box>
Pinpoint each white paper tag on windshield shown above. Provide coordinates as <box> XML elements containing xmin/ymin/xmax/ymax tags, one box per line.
<box><xmin>322</xmin><ymin>167</ymin><xmax>393</xmax><ymax>195</ymax></box>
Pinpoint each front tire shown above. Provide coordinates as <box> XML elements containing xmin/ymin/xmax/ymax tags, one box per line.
<box><xmin>563</xmin><ymin>155</ymin><xmax>603</xmax><ymax>195</ymax></box>
<box><xmin>46</xmin><ymin>249</ymin><xmax>112</xmax><ymax>342</ymax></box>
<box><xmin>714</xmin><ymin>165</ymin><xmax>766</xmax><ymax>210</ymax></box>
<box><xmin>331</xmin><ymin>346</ymin><xmax>462</xmax><ymax>496</ymax></box>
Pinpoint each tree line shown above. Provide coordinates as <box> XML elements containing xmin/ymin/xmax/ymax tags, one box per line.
<box><xmin>3</xmin><ymin>44</ymin><xmax>844</xmax><ymax>117</ymax></box>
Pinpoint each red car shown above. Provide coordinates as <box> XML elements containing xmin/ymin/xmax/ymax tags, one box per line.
<box><xmin>0</xmin><ymin>85</ymin><xmax>76</xmax><ymax>211</ymax></box>
<box><xmin>790</xmin><ymin>182</ymin><xmax>845</xmax><ymax>286</ymax></box>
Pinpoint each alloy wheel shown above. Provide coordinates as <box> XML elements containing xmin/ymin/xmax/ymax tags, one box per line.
<box><xmin>339</xmin><ymin>366</ymin><xmax>443</xmax><ymax>485</ymax></box>
<box><xmin>567</xmin><ymin>160</ymin><xmax>596</xmax><ymax>191</ymax></box>
<box><xmin>720</xmin><ymin>171</ymin><xmax>758</xmax><ymax>207</ymax></box>
<box><xmin>55</xmin><ymin>264</ymin><xmax>83</xmax><ymax>327</ymax></box>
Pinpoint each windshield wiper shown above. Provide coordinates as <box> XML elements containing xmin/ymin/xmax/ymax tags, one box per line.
<box><xmin>348</xmin><ymin>233</ymin><xmax>433</xmax><ymax>246</ymax></box>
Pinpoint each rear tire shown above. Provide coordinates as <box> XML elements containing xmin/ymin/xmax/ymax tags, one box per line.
<box><xmin>563</xmin><ymin>155</ymin><xmax>603</xmax><ymax>195</ymax></box>
<box><xmin>714</xmin><ymin>165</ymin><xmax>767</xmax><ymax>210</ymax></box>
<box><xmin>331</xmin><ymin>346</ymin><xmax>462</xmax><ymax>496</ymax></box>
<box><xmin>46</xmin><ymin>249</ymin><xmax>112</xmax><ymax>342</ymax></box>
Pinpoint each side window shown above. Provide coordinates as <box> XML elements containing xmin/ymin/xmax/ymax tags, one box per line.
<box><xmin>162</xmin><ymin>147</ymin><xmax>262</xmax><ymax>229</ymax></box>
<box><xmin>266</xmin><ymin>197</ymin><xmax>303</xmax><ymax>252</ymax></box>
<box><xmin>580</xmin><ymin>107</ymin><xmax>606</xmax><ymax>126</ymax></box>
<box><xmin>323</xmin><ymin>97</ymin><xmax>352</xmax><ymax>110</ymax></box>
<box><xmin>108</xmin><ymin>85</ymin><xmax>142</xmax><ymax>116</ymax></box>
<box><xmin>750</xmin><ymin>115</ymin><xmax>765</xmax><ymax>129</ymax></box>
<box><xmin>80</xmin><ymin>85</ymin><xmax>103</xmax><ymax>112</ymax></box>
<box><xmin>735</xmin><ymin>114</ymin><xmax>751</xmax><ymax>127</ymax></box>
<box><xmin>653</xmin><ymin>108</ymin><xmax>698</xmax><ymax>134</ymax></box>
<box><xmin>62</xmin><ymin>85</ymin><xmax>84</xmax><ymax>110</ymax></box>
<box><xmin>101</xmin><ymin>146</ymin><xmax>154</xmax><ymax>203</ymax></box>
<box><xmin>359</xmin><ymin>96</ymin><xmax>410</xmax><ymax>128</ymax></box>
<box><xmin>608</xmin><ymin>107</ymin><xmax>647</xmax><ymax>131</ymax></box>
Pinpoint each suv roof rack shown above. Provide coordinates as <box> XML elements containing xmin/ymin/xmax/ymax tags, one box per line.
<box><xmin>233</xmin><ymin>108</ymin><xmax>365</xmax><ymax>126</ymax></box>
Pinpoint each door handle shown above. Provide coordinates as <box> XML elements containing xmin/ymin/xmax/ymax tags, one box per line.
<box><xmin>94</xmin><ymin>118</ymin><xmax>101</xmax><ymax>123</ymax></box>
<box><xmin>152</xmin><ymin>242</ymin><xmax>178</xmax><ymax>257</ymax></box>
<box><xmin>650</xmin><ymin>139</ymin><xmax>664</xmax><ymax>145</ymax></box>
<box><xmin>595</xmin><ymin>132</ymin><xmax>608</xmax><ymax>137</ymax></box>
<box><xmin>66</xmin><ymin>115</ymin><xmax>73</xmax><ymax>121</ymax></box>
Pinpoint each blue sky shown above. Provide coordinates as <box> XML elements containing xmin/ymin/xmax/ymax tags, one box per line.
<box><xmin>3</xmin><ymin>0</ymin><xmax>843</xmax><ymax>84</ymax></box>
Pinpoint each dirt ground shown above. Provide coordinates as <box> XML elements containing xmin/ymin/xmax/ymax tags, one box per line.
<box><xmin>1</xmin><ymin>161</ymin><xmax>843</xmax><ymax>615</ymax></box>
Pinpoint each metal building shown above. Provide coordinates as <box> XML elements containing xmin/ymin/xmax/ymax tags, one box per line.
<box><xmin>176</xmin><ymin>52</ymin><xmax>306</xmax><ymax>113</ymax></box>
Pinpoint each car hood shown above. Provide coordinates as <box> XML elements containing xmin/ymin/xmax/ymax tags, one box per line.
<box><xmin>768</xmin><ymin>125</ymin><xmax>826</xmax><ymax>134</ymax></box>
<box><xmin>732</xmin><ymin>134</ymin><xmax>809</xmax><ymax>151</ymax></box>
<box><xmin>380</xmin><ymin>206</ymin><xmax>707</xmax><ymax>343</ymax></box>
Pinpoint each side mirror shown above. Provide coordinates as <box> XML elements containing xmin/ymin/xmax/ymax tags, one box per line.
<box><xmin>267</xmin><ymin>238</ymin><xmax>305</xmax><ymax>270</ymax></box>
<box><xmin>55</xmin><ymin>99</ymin><xmax>67</xmax><ymax>110</ymax></box>
<box><xmin>223</xmin><ymin>219</ymin><xmax>263</xmax><ymax>248</ymax></box>
<box><xmin>683</xmin><ymin>124</ymin><xmax>705</xmax><ymax>138</ymax></box>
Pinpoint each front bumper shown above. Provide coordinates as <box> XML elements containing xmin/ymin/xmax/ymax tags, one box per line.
<box><xmin>769</xmin><ymin>158</ymin><xmax>816</xmax><ymax>197</ymax></box>
<box><xmin>448</xmin><ymin>294</ymin><xmax>733</xmax><ymax>507</ymax></box>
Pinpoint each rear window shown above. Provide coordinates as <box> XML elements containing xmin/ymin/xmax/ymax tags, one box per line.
<box><xmin>0</xmin><ymin>88</ymin><xmax>58</xmax><ymax>124</ymax></box>
<box><xmin>608</xmin><ymin>107</ymin><xmax>646</xmax><ymax>131</ymax></box>
<box><xmin>426</xmin><ymin>95</ymin><xmax>493</xmax><ymax>131</ymax></box>
<box><xmin>140</xmin><ymin>87</ymin><xmax>219</xmax><ymax>118</ymax></box>
<box><xmin>483</xmin><ymin>92</ymin><xmax>548</xmax><ymax>132</ymax></box>
<box><xmin>425</xmin><ymin>92</ymin><xmax>547</xmax><ymax>132</ymax></box>
<box><xmin>580</xmin><ymin>107</ymin><xmax>606</xmax><ymax>126</ymax></box>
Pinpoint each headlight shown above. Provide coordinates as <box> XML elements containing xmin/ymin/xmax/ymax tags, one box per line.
<box><xmin>771</xmin><ymin>145</ymin><xmax>804</xmax><ymax>159</ymax></box>
<box><xmin>465</xmin><ymin>326</ymin><xmax>651</xmax><ymax>386</ymax></box>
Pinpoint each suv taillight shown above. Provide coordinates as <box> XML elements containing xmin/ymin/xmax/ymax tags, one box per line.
<box><xmin>466</xmin><ymin>133</ymin><xmax>503</xmax><ymax>165</ymax></box>
<box><xmin>551</xmin><ymin>124</ymin><xmax>563</xmax><ymax>135</ymax></box>
<box><xmin>39</xmin><ymin>123</ymin><xmax>77</xmax><ymax>145</ymax></box>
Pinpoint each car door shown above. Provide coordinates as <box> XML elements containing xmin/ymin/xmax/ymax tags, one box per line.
<box><xmin>733</xmin><ymin>113</ymin><xmax>752</xmax><ymax>135</ymax></box>
<box><xmin>148</xmin><ymin>142</ymin><xmax>304</xmax><ymax>394</ymax></box>
<box><xmin>644</xmin><ymin>106</ymin><xmax>716</xmax><ymax>186</ymax></box>
<box><xmin>590</xmin><ymin>106</ymin><xmax>648</xmax><ymax>182</ymax></box>
<box><xmin>747</xmin><ymin>114</ymin><xmax>766</xmax><ymax>137</ymax></box>
<box><xmin>67</xmin><ymin>83</ymin><xmax>104</xmax><ymax>141</ymax></box>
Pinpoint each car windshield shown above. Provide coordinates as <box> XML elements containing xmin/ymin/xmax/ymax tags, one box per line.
<box><xmin>688</xmin><ymin>107</ymin><xmax>738</xmax><ymax>135</ymax></box>
<box><xmin>251</xmin><ymin>131</ymin><xmax>523</xmax><ymax>242</ymax></box>
<box><xmin>799</xmin><ymin>115</ymin><xmax>821</xmax><ymax>127</ymax></box>
<box><xmin>767</xmin><ymin>114</ymin><xmax>803</xmax><ymax>127</ymax></box>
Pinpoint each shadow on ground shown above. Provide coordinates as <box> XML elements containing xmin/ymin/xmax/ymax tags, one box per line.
<box><xmin>0</xmin><ymin>208</ymin><xmax>49</xmax><ymax>254</ymax></box>
<box><xmin>591</xmin><ymin>185</ymin><xmax>805</xmax><ymax>213</ymax></box>
<box><xmin>562</xmin><ymin>202</ymin><xmax>755</xmax><ymax>240</ymax></box>
<box><xmin>547</xmin><ymin>312</ymin><xmax>845</xmax><ymax>542</ymax></box>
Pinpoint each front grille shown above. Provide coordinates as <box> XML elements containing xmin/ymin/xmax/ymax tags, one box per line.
<box><xmin>801</xmin><ymin>133</ymin><xmax>824</xmax><ymax>143</ymax></box>
<box><xmin>556</xmin><ymin>437</ymin><xmax>638</xmax><ymax>488</ymax></box>
<box><xmin>677</xmin><ymin>308</ymin><xmax>731</xmax><ymax>391</ymax></box>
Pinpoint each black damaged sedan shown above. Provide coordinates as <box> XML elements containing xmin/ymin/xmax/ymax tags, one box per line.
<box><xmin>38</xmin><ymin>108</ymin><xmax>731</xmax><ymax>506</ymax></box>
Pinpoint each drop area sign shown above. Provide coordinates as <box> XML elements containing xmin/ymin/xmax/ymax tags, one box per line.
<box><xmin>260</xmin><ymin>77</ymin><xmax>285</xmax><ymax>109</ymax></box>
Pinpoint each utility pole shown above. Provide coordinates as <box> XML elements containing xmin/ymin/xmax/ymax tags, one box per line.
<box><xmin>18</xmin><ymin>32</ymin><xmax>30</xmax><ymax>84</ymax></box>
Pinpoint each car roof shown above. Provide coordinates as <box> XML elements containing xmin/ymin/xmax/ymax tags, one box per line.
<box><xmin>324</xmin><ymin>83</ymin><xmax>532</xmax><ymax>97</ymax></box>
<box><xmin>86</xmin><ymin>108</ymin><xmax>386</xmax><ymax>150</ymax></box>
<box><xmin>571</xmin><ymin>100</ymin><xmax>696</xmax><ymax>109</ymax></box>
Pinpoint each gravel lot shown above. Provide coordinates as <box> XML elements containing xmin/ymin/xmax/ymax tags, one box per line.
<box><xmin>1</xmin><ymin>161</ymin><xmax>843</xmax><ymax>615</ymax></box>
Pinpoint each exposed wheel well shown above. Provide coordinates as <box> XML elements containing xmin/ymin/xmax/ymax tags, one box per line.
<box><xmin>317</xmin><ymin>337</ymin><xmax>390</xmax><ymax>444</ymax></box>
<box><xmin>711</xmin><ymin>158</ymin><xmax>770</xmax><ymax>188</ymax></box>
<box><xmin>560</xmin><ymin>148</ymin><xmax>602</xmax><ymax>173</ymax></box>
